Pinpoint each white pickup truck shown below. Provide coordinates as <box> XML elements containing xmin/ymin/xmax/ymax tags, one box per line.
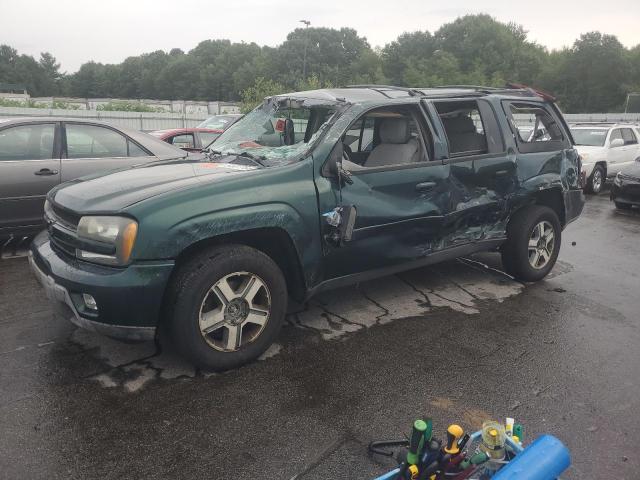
<box><xmin>570</xmin><ymin>123</ymin><xmax>640</xmax><ymax>194</ymax></box>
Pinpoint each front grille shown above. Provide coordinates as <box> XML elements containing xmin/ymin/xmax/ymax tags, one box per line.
<box><xmin>46</xmin><ymin>201</ymin><xmax>81</xmax><ymax>258</ymax></box>
<box><xmin>48</xmin><ymin>202</ymin><xmax>80</xmax><ymax>230</ymax></box>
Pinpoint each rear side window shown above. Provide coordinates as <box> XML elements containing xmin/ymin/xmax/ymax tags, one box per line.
<box><xmin>434</xmin><ymin>99</ymin><xmax>502</xmax><ymax>157</ymax></box>
<box><xmin>506</xmin><ymin>102</ymin><xmax>567</xmax><ymax>153</ymax></box>
<box><xmin>609</xmin><ymin>129</ymin><xmax>623</xmax><ymax>144</ymax></box>
<box><xmin>128</xmin><ymin>140</ymin><xmax>150</xmax><ymax>157</ymax></box>
<box><xmin>621</xmin><ymin>128</ymin><xmax>638</xmax><ymax>145</ymax></box>
<box><xmin>0</xmin><ymin>124</ymin><xmax>55</xmax><ymax>161</ymax></box>
<box><xmin>66</xmin><ymin>124</ymin><xmax>128</xmax><ymax>159</ymax></box>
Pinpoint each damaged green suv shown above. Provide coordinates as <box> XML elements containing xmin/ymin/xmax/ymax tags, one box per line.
<box><xmin>30</xmin><ymin>85</ymin><xmax>584</xmax><ymax>370</ymax></box>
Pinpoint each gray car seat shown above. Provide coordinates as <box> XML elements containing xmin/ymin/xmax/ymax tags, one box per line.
<box><xmin>365</xmin><ymin>118</ymin><xmax>419</xmax><ymax>167</ymax></box>
<box><xmin>442</xmin><ymin>115</ymin><xmax>487</xmax><ymax>154</ymax></box>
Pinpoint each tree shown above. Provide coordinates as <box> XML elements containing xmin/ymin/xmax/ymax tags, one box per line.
<box><xmin>552</xmin><ymin>32</ymin><xmax>630</xmax><ymax>112</ymax></box>
<box><xmin>240</xmin><ymin>77</ymin><xmax>286</xmax><ymax>112</ymax></box>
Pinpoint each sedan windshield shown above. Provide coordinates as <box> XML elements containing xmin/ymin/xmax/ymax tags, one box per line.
<box><xmin>571</xmin><ymin>128</ymin><xmax>608</xmax><ymax>147</ymax></box>
<box><xmin>197</xmin><ymin>115</ymin><xmax>240</xmax><ymax>130</ymax></box>
<box><xmin>208</xmin><ymin>98</ymin><xmax>337</xmax><ymax>166</ymax></box>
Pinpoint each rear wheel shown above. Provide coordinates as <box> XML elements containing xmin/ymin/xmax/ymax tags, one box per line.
<box><xmin>501</xmin><ymin>206</ymin><xmax>561</xmax><ymax>282</ymax></box>
<box><xmin>586</xmin><ymin>164</ymin><xmax>605</xmax><ymax>194</ymax></box>
<box><xmin>166</xmin><ymin>244</ymin><xmax>287</xmax><ymax>370</ymax></box>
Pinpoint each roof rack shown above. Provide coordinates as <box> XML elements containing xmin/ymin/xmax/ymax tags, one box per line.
<box><xmin>345</xmin><ymin>85</ymin><xmax>422</xmax><ymax>97</ymax></box>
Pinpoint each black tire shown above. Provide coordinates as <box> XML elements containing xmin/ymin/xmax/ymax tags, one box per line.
<box><xmin>165</xmin><ymin>244</ymin><xmax>287</xmax><ymax>371</ymax></box>
<box><xmin>614</xmin><ymin>201</ymin><xmax>632</xmax><ymax>210</ymax></box>
<box><xmin>501</xmin><ymin>205</ymin><xmax>561</xmax><ymax>282</ymax></box>
<box><xmin>585</xmin><ymin>164</ymin><xmax>605</xmax><ymax>194</ymax></box>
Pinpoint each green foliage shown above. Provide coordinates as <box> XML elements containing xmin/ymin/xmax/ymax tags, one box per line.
<box><xmin>0</xmin><ymin>97</ymin><xmax>80</xmax><ymax>109</ymax></box>
<box><xmin>96</xmin><ymin>102</ymin><xmax>160</xmax><ymax>112</ymax></box>
<box><xmin>2</xmin><ymin>15</ymin><xmax>640</xmax><ymax>113</ymax></box>
<box><xmin>240</xmin><ymin>77</ymin><xmax>286</xmax><ymax>113</ymax></box>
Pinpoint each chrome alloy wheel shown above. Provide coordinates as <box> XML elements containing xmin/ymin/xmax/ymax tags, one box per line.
<box><xmin>592</xmin><ymin>168</ymin><xmax>603</xmax><ymax>193</ymax></box>
<box><xmin>528</xmin><ymin>220</ymin><xmax>555</xmax><ymax>269</ymax></box>
<box><xmin>198</xmin><ymin>272</ymin><xmax>271</xmax><ymax>352</ymax></box>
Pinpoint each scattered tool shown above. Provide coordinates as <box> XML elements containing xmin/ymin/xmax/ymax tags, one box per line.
<box><xmin>370</xmin><ymin>417</ymin><xmax>570</xmax><ymax>480</ymax></box>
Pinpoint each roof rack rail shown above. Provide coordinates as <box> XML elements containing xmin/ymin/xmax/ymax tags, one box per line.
<box><xmin>345</xmin><ymin>84</ymin><xmax>422</xmax><ymax>97</ymax></box>
<box><xmin>421</xmin><ymin>85</ymin><xmax>504</xmax><ymax>91</ymax></box>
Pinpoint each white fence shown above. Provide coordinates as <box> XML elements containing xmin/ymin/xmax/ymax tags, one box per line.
<box><xmin>1</xmin><ymin>106</ymin><xmax>639</xmax><ymax>132</ymax></box>
<box><xmin>517</xmin><ymin>113</ymin><xmax>640</xmax><ymax>125</ymax></box>
<box><xmin>0</xmin><ymin>106</ymin><xmax>210</xmax><ymax>130</ymax></box>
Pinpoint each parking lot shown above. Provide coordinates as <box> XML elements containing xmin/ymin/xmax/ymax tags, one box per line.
<box><xmin>0</xmin><ymin>191</ymin><xmax>638</xmax><ymax>480</ymax></box>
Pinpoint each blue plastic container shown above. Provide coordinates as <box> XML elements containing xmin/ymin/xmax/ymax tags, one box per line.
<box><xmin>492</xmin><ymin>434</ymin><xmax>570</xmax><ymax>480</ymax></box>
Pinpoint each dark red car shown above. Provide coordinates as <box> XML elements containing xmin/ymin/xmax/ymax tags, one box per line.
<box><xmin>149</xmin><ymin>128</ymin><xmax>222</xmax><ymax>152</ymax></box>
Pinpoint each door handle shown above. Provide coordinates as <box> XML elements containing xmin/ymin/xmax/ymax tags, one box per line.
<box><xmin>34</xmin><ymin>168</ymin><xmax>58</xmax><ymax>176</ymax></box>
<box><xmin>415</xmin><ymin>181</ymin><xmax>436</xmax><ymax>192</ymax></box>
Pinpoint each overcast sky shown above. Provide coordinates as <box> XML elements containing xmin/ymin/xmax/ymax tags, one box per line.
<box><xmin>2</xmin><ymin>0</ymin><xmax>639</xmax><ymax>73</ymax></box>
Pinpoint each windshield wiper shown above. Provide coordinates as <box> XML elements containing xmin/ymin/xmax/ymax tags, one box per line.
<box><xmin>235</xmin><ymin>151</ymin><xmax>266</xmax><ymax>167</ymax></box>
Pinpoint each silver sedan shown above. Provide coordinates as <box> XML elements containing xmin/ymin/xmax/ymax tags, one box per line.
<box><xmin>0</xmin><ymin>117</ymin><xmax>188</xmax><ymax>239</ymax></box>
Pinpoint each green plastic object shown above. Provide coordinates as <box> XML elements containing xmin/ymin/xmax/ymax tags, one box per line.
<box><xmin>423</xmin><ymin>417</ymin><xmax>433</xmax><ymax>442</ymax></box>
<box><xmin>407</xmin><ymin>419</ymin><xmax>427</xmax><ymax>465</ymax></box>
<box><xmin>513</xmin><ymin>424</ymin><xmax>524</xmax><ymax>441</ymax></box>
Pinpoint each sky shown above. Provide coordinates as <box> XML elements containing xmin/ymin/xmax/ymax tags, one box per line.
<box><xmin>2</xmin><ymin>0</ymin><xmax>639</xmax><ymax>73</ymax></box>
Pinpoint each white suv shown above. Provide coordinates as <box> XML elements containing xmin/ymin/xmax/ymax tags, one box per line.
<box><xmin>570</xmin><ymin>123</ymin><xmax>640</xmax><ymax>194</ymax></box>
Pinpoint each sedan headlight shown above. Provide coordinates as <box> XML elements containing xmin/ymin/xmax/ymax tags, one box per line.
<box><xmin>76</xmin><ymin>216</ymin><xmax>138</xmax><ymax>266</ymax></box>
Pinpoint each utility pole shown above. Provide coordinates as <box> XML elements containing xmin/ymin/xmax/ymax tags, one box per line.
<box><xmin>300</xmin><ymin>19</ymin><xmax>311</xmax><ymax>80</ymax></box>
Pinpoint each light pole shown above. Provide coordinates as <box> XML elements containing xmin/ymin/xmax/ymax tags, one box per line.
<box><xmin>300</xmin><ymin>19</ymin><xmax>311</xmax><ymax>80</ymax></box>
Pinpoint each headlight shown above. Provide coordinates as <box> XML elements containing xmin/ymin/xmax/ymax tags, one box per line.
<box><xmin>76</xmin><ymin>216</ymin><xmax>138</xmax><ymax>266</ymax></box>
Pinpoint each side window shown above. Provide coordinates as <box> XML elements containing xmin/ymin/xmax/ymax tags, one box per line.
<box><xmin>128</xmin><ymin>140</ymin><xmax>151</xmax><ymax>157</ymax></box>
<box><xmin>507</xmin><ymin>103</ymin><xmax>564</xmax><ymax>144</ymax></box>
<box><xmin>170</xmin><ymin>134</ymin><xmax>195</xmax><ymax>149</ymax></box>
<box><xmin>434</xmin><ymin>100</ymin><xmax>488</xmax><ymax>156</ymax></box>
<box><xmin>340</xmin><ymin>105</ymin><xmax>431</xmax><ymax>169</ymax></box>
<box><xmin>609</xmin><ymin>129</ymin><xmax>623</xmax><ymax>145</ymax></box>
<box><xmin>66</xmin><ymin>124</ymin><xmax>127</xmax><ymax>159</ymax></box>
<box><xmin>343</xmin><ymin>118</ymin><xmax>374</xmax><ymax>154</ymax></box>
<box><xmin>621</xmin><ymin>128</ymin><xmax>637</xmax><ymax>145</ymax></box>
<box><xmin>0</xmin><ymin>124</ymin><xmax>55</xmax><ymax>161</ymax></box>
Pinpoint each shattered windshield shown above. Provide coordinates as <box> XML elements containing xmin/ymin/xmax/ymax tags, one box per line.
<box><xmin>571</xmin><ymin>128</ymin><xmax>608</xmax><ymax>147</ymax></box>
<box><xmin>208</xmin><ymin>97</ymin><xmax>338</xmax><ymax>166</ymax></box>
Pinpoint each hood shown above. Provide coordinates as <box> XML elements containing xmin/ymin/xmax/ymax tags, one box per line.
<box><xmin>50</xmin><ymin>160</ymin><xmax>260</xmax><ymax>213</ymax></box>
<box><xmin>574</xmin><ymin>145</ymin><xmax>606</xmax><ymax>161</ymax></box>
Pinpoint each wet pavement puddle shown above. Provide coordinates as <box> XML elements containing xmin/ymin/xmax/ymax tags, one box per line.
<box><xmin>72</xmin><ymin>258</ymin><xmax>525</xmax><ymax>392</ymax></box>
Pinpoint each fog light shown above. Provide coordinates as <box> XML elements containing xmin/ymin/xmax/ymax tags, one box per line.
<box><xmin>82</xmin><ymin>293</ymin><xmax>98</xmax><ymax>311</ymax></box>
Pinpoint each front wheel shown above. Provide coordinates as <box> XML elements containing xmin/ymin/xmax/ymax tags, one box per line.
<box><xmin>166</xmin><ymin>244</ymin><xmax>287</xmax><ymax>371</ymax></box>
<box><xmin>501</xmin><ymin>206</ymin><xmax>561</xmax><ymax>282</ymax></box>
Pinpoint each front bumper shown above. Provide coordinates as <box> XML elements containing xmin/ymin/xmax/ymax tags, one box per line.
<box><xmin>29</xmin><ymin>231</ymin><xmax>175</xmax><ymax>341</ymax></box>
<box><xmin>610</xmin><ymin>180</ymin><xmax>640</xmax><ymax>206</ymax></box>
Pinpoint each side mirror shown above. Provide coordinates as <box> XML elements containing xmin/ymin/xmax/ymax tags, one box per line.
<box><xmin>610</xmin><ymin>138</ymin><xmax>624</xmax><ymax>148</ymax></box>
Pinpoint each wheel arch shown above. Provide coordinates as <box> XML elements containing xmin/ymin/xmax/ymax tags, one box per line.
<box><xmin>172</xmin><ymin>227</ymin><xmax>307</xmax><ymax>303</ymax></box>
<box><xmin>532</xmin><ymin>188</ymin><xmax>566</xmax><ymax>227</ymax></box>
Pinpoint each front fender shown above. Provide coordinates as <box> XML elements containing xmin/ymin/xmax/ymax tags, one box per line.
<box><xmin>140</xmin><ymin>202</ymin><xmax>311</xmax><ymax>260</ymax></box>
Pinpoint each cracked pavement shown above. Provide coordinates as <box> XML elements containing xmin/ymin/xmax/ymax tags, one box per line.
<box><xmin>1</xmin><ymin>193</ymin><xmax>639</xmax><ymax>479</ymax></box>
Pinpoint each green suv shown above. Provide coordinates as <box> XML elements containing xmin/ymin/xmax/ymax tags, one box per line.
<box><xmin>29</xmin><ymin>85</ymin><xmax>584</xmax><ymax>370</ymax></box>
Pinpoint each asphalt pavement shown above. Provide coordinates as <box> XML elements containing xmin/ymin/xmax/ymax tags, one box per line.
<box><xmin>1</xmin><ymin>192</ymin><xmax>639</xmax><ymax>479</ymax></box>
